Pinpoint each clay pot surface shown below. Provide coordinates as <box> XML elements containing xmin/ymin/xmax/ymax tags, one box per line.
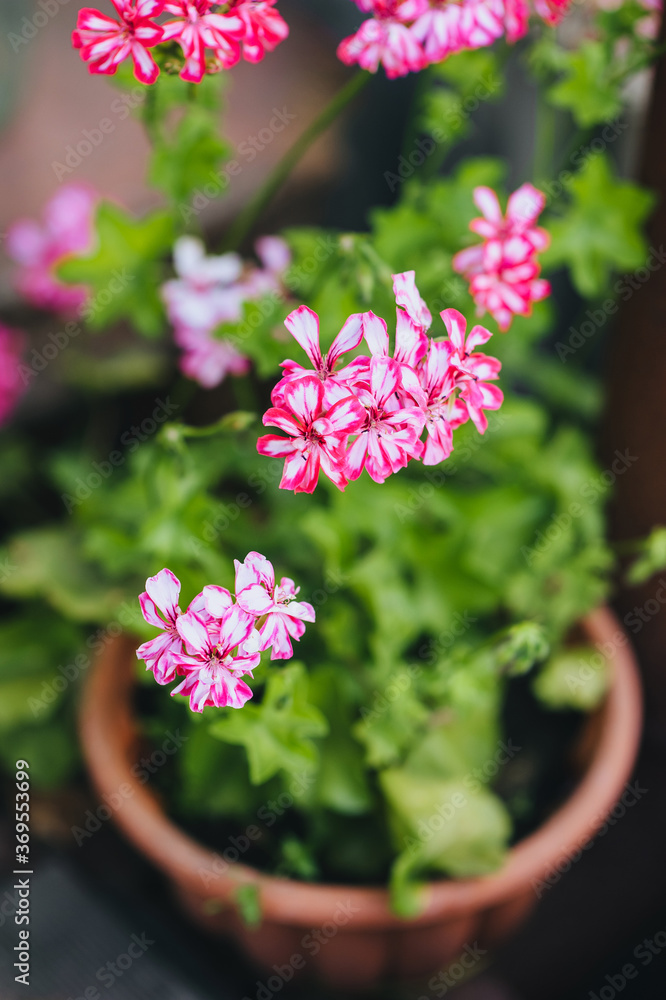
<box><xmin>80</xmin><ymin>607</ymin><xmax>643</xmax><ymax>989</ymax></box>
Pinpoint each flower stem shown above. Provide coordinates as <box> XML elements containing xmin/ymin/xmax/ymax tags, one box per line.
<box><xmin>223</xmin><ymin>70</ymin><xmax>371</xmax><ymax>251</ymax></box>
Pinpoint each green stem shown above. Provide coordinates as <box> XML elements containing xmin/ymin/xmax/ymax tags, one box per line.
<box><xmin>160</xmin><ymin>411</ymin><xmax>257</xmax><ymax>447</ymax></box>
<box><xmin>223</xmin><ymin>70</ymin><xmax>371</xmax><ymax>251</ymax></box>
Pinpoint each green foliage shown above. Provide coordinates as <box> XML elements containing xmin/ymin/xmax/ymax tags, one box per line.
<box><xmin>533</xmin><ymin>647</ymin><xmax>609</xmax><ymax>711</ymax></box>
<box><xmin>531</xmin><ymin>1</ymin><xmax>658</xmax><ymax>128</ymax></box>
<box><xmin>210</xmin><ymin>664</ymin><xmax>328</xmax><ymax>785</ymax></box>
<box><xmin>235</xmin><ymin>883</ymin><xmax>262</xmax><ymax>927</ymax></box>
<box><xmin>149</xmin><ymin>104</ymin><xmax>229</xmax><ymax>206</ymax></box>
<box><xmin>493</xmin><ymin>622</ymin><xmax>550</xmax><ymax>677</ymax></box>
<box><xmin>546</xmin><ymin>42</ymin><xmax>624</xmax><ymax>128</ymax></box>
<box><xmin>0</xmin><ymin>529</ymin><xmax>125</xmax><ymax>623</ymax></box>
<box><xmin>58</xmin><ymin>202</ymin><xmax>174</xmax><ymax>337</ymax></box>
<box><xmin>626</xmin><ymin>526</ymin><xmax>666</xmax><ymax>585</ymax></box>
<box><xmin>544</xmin><ymin>154</ymin><xmax>654</xmax><ymax>297</ymax></box>
<box><xmin>383</xmin><ymin>771</ymin><xmax>512</xmax><ymax>915</ymax></box>
<box><xmin>419</xmin><ymin>50</ymin><xmax>505</xmax><ymax>148</ymax></box>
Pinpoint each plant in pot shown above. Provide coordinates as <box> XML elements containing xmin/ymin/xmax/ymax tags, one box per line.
<box><xmin>0</xmin><ymin>0</ymin><xmax>662</xmax><ymax>989</ymax></box>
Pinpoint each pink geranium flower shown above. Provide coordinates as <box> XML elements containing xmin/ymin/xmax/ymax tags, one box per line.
<box><xmin>162</xmin><ymin>235</ymin><xmax>288</xmax><ymax>389</ymax></box>
<box><xmin>417</xmin><ymin>340</ymin><xmax>469</xmax><ymax>465</ymax></box>
<box><xmin>231</xmin><ymin>0</ymin><xmax>290</xmax><ymax>62</ymax></box>
<box><xmin>235</xmin><ymin>551</ymin><xmax>316</xmax><ymax>659</ymax></box>
<box><xmin>339</xmin><ymin>0</ymin><xmax>575</xmax><ymax>75</ymax></box>
<box><xmin>533</xmin><ymin>0</ymin><xmax>573</xmax><ymax>25</ymax></box>
<box><xmin>161</xmin><ymin>1</ymin><xmax>245</xmax><ymax>82</ymax></box>
<box><xmin>355</xmin><ymin>272</ymin><xmax>431</xmax><ymax>407</ymax></box>
<box><xmin>162</xmin><ymin>236</ymin><xmax>246</xmax><ymax>334</ymax></box>
<box><xmin>171</xmin><ymin>605</ymin><xmax>259</xmax><ymax>712</ymax></box>
<box><xmin>346</xmin><ymin>356</ymin><xmax>426</xmax><ymax>483</ymax></box>
<box><xmin>440</xmin><ymin>308</ymin><xmax>503</xmax><ymax>433</ymax></box>
<box><xmin>72</xmin><ymin>0</ymin><xmax>165</xmax><ymax>85</ymax></box>
<box><xmin>0</xmin><ymin>325</ymin><xmax>27</xmax><ymax>428</ymax></box>
<box><xmin>338</xmin><ymin>0</ymin><xmax>428</xmax><ymax>78</ymax></box>
<box><xmin>6</xmin><ymin>185</ymin><xmax>97</xmax><ymax>314</ymax></box>
<box><xmin>257</xmin><ymin>376</ymin><xmax>366</xmax><ymax>493</ymax></box>
<box><xmin>136</xmin><ymin>556</ymin><xmax>313</xmax><ymax>712</ymax></box>
<box><xmin>174</xmin><ymin>328</ymin><xmax>250</xmax><ymax>389</ymax></box>
<box><xmin>260</xmin><ymin>268</ymin><xmax>504</xmax><ymax>490</ymax></box>
<box><xmin>452</xmin><ymin>183</ymin><xmax>551</xmax><ymax>331</ymax></box>
<box><xmin>274</xmin><ymin>306</ymin><xmax>370</xmax><ymax>405</ymax></box>
<box><xmin>136</xmin><ymin>568</ymin><xmax>185</xmax><ymax>684</ymax></box>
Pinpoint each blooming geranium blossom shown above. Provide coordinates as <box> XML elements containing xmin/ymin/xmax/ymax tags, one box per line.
<box><xmin>358</xmin><ymin>273</ymin><xmax>430</xmax><ymax>406</ymax></box>
<box><xmin>439</xmin><ymin>308</ymin><xmax>503</xmax><ymax>433</ymax></box>
<box><xmin>136</xmin><ymin>568</ymin><xmax>185</xmax><ymax>684</ymax></box>
<box><xmin>338</xmin><ymin>0</ymin><xmax>428</xmax><ymax>78</ymax></box>
<box><xmin>174</xmin><ymin>328</ymin><xmax>250</xmax><ymax>389</ymax></box>
<box><xmin>257</xmin><ymin>376</ymin><xmax>366</xmax><ymax>492</ymax></box>
<box><xmin>346</xmin><ymin>356</ymin><xmax>426</xmax><ymax>483</ymax></box>
<box><xmin>73</xmin><ymin>1</ymin><xmax>165</xmax><ymax>85</ymax></box>
<box><xmin>235</xmin><ymin>551</ymin><xmax>316</xmax><ymax>659</ymax></box>
<box><xmin>162</xmin><ymin>234</ymin><xmax>290</xmax><ymax>388</ymax></box>
<box><xmin>339</xmin><ymin>0</ymin><xmax>574</xmax><ymax>77</ymax></box>
<box><xmin>6</xmin><ymin>185</ymin><xmax>97</xmax><ymax>314</ymax></box>
<box><xmin>231</xmin><ymin>0</ymin><xmax>290</xmax><ymax>62</ymax></box>
<box><xmin>136</xmin><ymin>555</ymin><xmax>314</xmax><ymax>712</ymax></box>
<box><xmin>274</xmin><ymin>306</ymin><xmax>370</xmax><ymax>404</ymax></box>
<box><xmin>418</xmin><ymin>340</ymin><xmax>469</xmax><ymax>465</ymax></box>
<box><xmin>0</xmin><ymin>325</ymin><xmax>27</xmax><ymax>428</ymax></box>
<box><xmin>452</xmin><ymin>183</ymin><xmax>551</xmax><ymax>331</ymax></box>
<box><xmin>259</xmin><ymin>270</ymin><xmax>503</xmax><ymax>492</ymax></box>
<box><xmin>161</xmin><ymin>1</ymin><xmax>245</xmax><ymax>82</ymax></box>
<box><xmin>171</xmin><ymin>605</ymin><xmax>259</xmax><ymax>711</ymax></box>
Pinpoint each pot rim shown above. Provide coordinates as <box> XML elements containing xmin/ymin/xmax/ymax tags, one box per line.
<box><xmin>79</xmin><ymin>605</ymin><xmax>642</xmax><ymax>930</ymax></box>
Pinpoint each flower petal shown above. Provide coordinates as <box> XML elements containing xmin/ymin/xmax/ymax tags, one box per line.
<box><xmin>145</xmin><ymin>568</ymin><xmax>181</xmax><ymax>621</ymax></box>
<box><xmin>284</xmin><ymin>305</ymin><xmax>323</xmax><ymax>369</ymax></box>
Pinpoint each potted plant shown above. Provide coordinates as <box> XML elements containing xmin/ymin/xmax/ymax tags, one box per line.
<box><xmin>0</xmin><ymin>0</ymin><xmax>661</xmax><ymax>989</ymax></box>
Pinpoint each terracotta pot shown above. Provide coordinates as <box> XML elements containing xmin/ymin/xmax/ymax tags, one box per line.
<box><xmin>80</xmin><ymin>607</ymin><xmax>642</xmax><ymax>989</ymax></box>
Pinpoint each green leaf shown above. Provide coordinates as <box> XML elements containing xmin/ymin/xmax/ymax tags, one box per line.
<box><xmin>277</xmin><ymin>836</ymin><xmax>320</xmax><ymax>881</ymax></box>
<box><xmin>626</xmin><ymin>526</ymin><xmax>666</xmax><ymax>585</ymax></box>
<box><xmin>309</xmin><ymin>668</ymin><xmax>372</xmax><ymax>815</ymax></box>
<box><xmin>177</xmin><ymin>723</ymin><xmax>259</xmax><ymax>818</ymax></box>
<box><xmin>494</xmin><ymin>622</ymin><xmax>550</xmax><ymax>677</ymax></box>
<box><xmin>209</xmin><ymin>664</ymin><xmax>328</xmax><ymax>785</ymax></box>
<box><xmin>543</xmin><ymin>154</ymin><xmax>654</xmax><ymax>297</ymax></box>
<box><xmin>149</xmin><ymin>105</ymin><xmax>229</xmax><ymax>205</ymax></box>
<box><xmin>235</xmin><ymin>883</ymin><xmax>262</xmax><ymax>928</ymax></box>
<box><xmin>381</xmin><ymin>771</ymin><xmax>511</xmax><ymax>911</ymax></box>
<box><xmin>533</xmin><ymin>646</ymin><xmax>609</xmax><ymax>711</ymax></box>
<box><xmin>547</xmin><ymin>42</ymin><xmax>624</xmax><ymax>127</ymax></box>
<box><xmin>58</xmin><ymin>202</ymin><xmax>174</xmax><ymax>336</ymax></box>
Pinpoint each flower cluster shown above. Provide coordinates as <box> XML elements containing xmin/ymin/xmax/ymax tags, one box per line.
<box><xmin>6</xmin><ymin>184</ymin><xmax>97</xmax><ymax>315</ymax></box>
<box><xmin>337</xmin><ymin>0</ymin><xmax>574</xmax><ymax>78</ymax></box>
<box><xmin>453</xmin><ymin>183</ymin><xmax>551</xmax><ymax>331</ymax></box>
<box><xmin>161</xmin><ymin>234</ymin><xmax>290</xmax><ymax>388</ymax></box>
<box><xmin>137</xmin><ymin>555</ymin><xmax>315</xmax><ymax>712</ymax></box>
<box><xmin>257</xmin><ymin>271</ymin><xmax>503</xmax><ymax>493</ymax></box>
<box><xmin>72</xmin><ymin>1</ymin><xmax>289</xmax><ymax>85</ymax></box>
<box><xmin>0</xmin><ymin>325</ymin><xmax>27</xmax><ymax>428</ymax></box>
